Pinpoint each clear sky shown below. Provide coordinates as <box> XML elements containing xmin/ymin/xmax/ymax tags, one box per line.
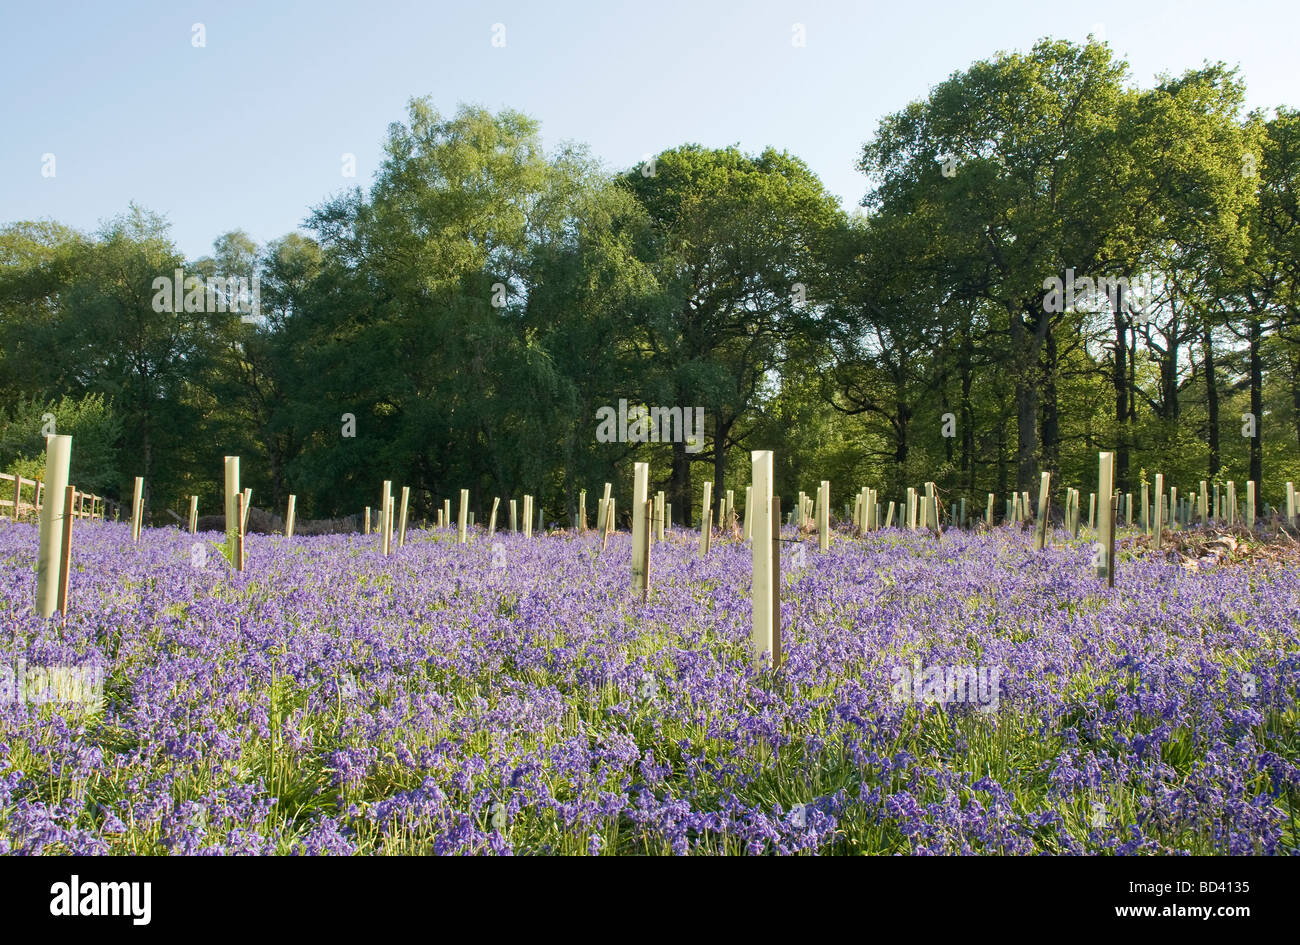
<box><xmin>2</xmin><ymin>0</ymin><xmax>1296</xmax><ymax>261</ymax></box>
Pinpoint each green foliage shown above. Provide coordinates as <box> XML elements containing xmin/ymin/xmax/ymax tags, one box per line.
<box><xmin>2</xmin><ymin>39</ymin><xmax>1300</xmax><ymax>519</ymax></box>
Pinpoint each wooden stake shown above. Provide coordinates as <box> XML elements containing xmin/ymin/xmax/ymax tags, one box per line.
<box><xmin>131</xmin><ymin>476</ymin><xmax>144</xmax><ymax>542</ymax></box>
<box><xmin>641</xmin><ymin>497</ymin><xmax>653</xmax><ymax>603</ymax></box>
<box><xmin>57</xmin><ymin>484</ymin><xmax>75</xmax><ymax>616</ymax></box>
<box><xmin>235</xmin><ymin>492</ymin><xmax>245</xmax><ymax>572</ymax></box>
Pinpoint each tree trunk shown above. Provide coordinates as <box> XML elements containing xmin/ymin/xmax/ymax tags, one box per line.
<box><xmin>1041</xmin><ymin>329</ymin><xmax>1059</xmax><ymax>475</ymax></box>
<box><xmin>1249</xmin><ymin>316</ymin><xmax>1263</xmax><ymax>514</ymax></box>
<box><xmin>1113</xmin><ymin>310</ymin><xmax>1129</xmax><ymax>491</ymax></box>
<box><xmin>670</xmin><ymin>439</ymin><xmax>691</xmax><ymax>527</ymax></box>
<box><xmin>1204</xmin><ymin>323</ymin><xmax>1220</xmax><ymax>476</ymax></box>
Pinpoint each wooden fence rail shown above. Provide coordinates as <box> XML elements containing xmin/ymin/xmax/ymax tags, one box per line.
<box><xmin>2</xmin><ymin>472</ymin><xmax>115</xmax><ymax>521</ymax></box>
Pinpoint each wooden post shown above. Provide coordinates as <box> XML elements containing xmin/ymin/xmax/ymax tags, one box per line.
<box><xmin>10</xmin><ymin>472</ymin><xmax>18</xmax><ymax>521</ymax></box>
<box><xmin>751</xmin><ymin>451</ymin><xmax>775</xmax><ymax>668</ymax></box>
<box><xmin>458</xmin><ymin>488</ymin><xmax>469</xmax><ymax>545</ymax></box>
<box><xmin>364</xmin><ymin>507</ymin><xmax>371</xmax><ymax>535</ymax></box>
<box><xmin>1246</xmin><ymin>481</ymin><xmax>1256</xmax><ymax>531</ymax></box>
<box><xmin>1097</xmin><ymin>452</ymin><xmax>1115</xmax><ymax>585</ymax></box>
<box><xmin>129</xmin><ymin>476</ymin><xmax>143</xmax><ymax>542</ymax></box>
<box><xmin>818</xmin><ymin>480</ymin><xmax>830</xmax><ymax>551</ymax></box>
<box><xmin>600</xmin><ymin>497</ymin><xmax>615</xmax><ymax>552</ymax></box>
<box><xmin>35</xmin><ymin>436</ymin><xmax>72</xmax><ymax>618</ymax></box>
<box><xmin>699</xmin><ymin>481</ymin><xmax>713</xmax><ymax>556</ymax></box>
<box><xmin>596</xmin><ymin>482</ymin><xmax>612</xmax><ymax>532</ymax></box>
<box><xmin>188</xmin><ymin>495</ymin><xmax>198</xmax><ymax>534</ymax></box>
<box><xmin>235</xmin><ymin>492</ymin><xmax>245</xmax><ymax>572</ymax></box>
<box><xmin>285</xmin><ymin>494</ymin><xmax>296</xmax><ymax>538</ymax></box>
<box><xmin>631</xmin><ymin>463</ymin><xmax>649</xmax><ymax>588</ymax></box>
<box><xmin>641</xmin><ymin>497</ymin><xmax>653</xmax><ymax>603</ymax></box>
<box><xmin>57</xmin><ymin>484</ymin><xmax>75</xmax><ymax>616</ymax></box>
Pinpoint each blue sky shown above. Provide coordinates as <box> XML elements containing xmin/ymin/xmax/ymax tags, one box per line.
<box><xmin>2</xmin><ymin>0</ymin><xmax>1296</xmax><ymax>261</ymax></box>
